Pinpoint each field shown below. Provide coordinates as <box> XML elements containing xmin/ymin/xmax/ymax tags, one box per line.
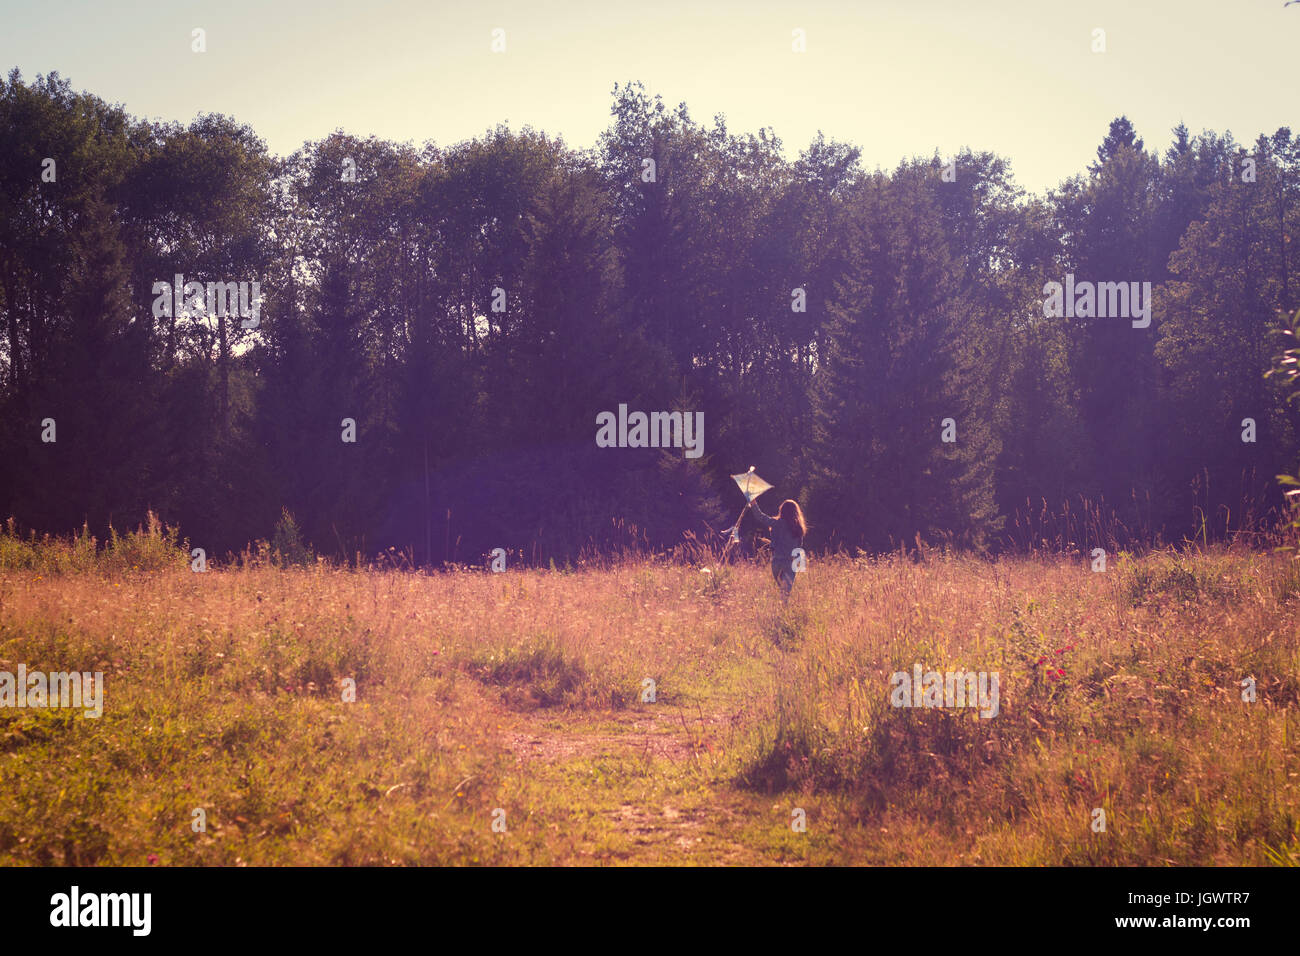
<box><xmin>1</xmin><ymin>527</ymin><xmax>1298</xmax><ymax>866</ymax></box>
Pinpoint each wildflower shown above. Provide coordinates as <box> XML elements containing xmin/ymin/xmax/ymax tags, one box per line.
<box><xmin>147</xmin><ymin>853</ymin><xmax>159</xmax><ymax>865</ymax></box>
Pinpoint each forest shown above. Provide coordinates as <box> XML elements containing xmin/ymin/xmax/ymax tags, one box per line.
<box><xmin>2</xmin><ymin>71</ymin><xmax>1297</xmax><ymax>564</ymax></box>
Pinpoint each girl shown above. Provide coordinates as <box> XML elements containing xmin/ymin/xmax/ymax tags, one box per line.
<box><xmin>747</xmin><ymin>497</ymin><xmax>807</xmax><ymax>598</ymax></box>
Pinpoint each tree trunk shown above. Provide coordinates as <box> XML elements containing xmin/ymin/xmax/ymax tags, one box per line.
<box><xmin>218</xmin><ymin>309</ymin><xmax>230</xmax><ymax>437</ymax></box>
<box><xmin>423</xmin><ymin>437</ymin><xmax>431</xmax><ymax>568</ymax></box>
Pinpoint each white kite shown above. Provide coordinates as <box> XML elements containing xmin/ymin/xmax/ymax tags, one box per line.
<box><xmin>721</xmin><ymin>466</ymin><xmax>772</xmax><ymax>542</ymax></box>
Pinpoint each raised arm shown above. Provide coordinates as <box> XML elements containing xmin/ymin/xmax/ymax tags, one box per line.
<box><xmin>749</xmin><ymin>499</ymin><xmax>776</xmax><ymax>528</ymax></box>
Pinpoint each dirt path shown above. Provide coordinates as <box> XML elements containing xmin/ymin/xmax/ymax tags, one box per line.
<box><xmin>497</xmin><ymin>701</ymin><xmax>778</xmax><ymax>864</ymax></box>
<box><xmin>502</xmin><ymin>705</ymin><xmax>739</xmax><ymax>764</ymax></box>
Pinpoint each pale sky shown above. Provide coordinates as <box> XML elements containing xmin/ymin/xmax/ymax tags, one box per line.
<box><xmin>2</xmin><ymin>0</ymin><xmax>1296</xmax><ymax>194</ymax></box>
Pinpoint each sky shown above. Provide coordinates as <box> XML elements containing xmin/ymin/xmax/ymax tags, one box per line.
<box><xmin>1</xmin><ymin>0</ymin><xmax>1297</xmax><ymax>195</ymax></box>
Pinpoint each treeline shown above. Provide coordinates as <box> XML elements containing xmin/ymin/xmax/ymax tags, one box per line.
<box><xmin>1</xmin><ymin>71</ymin><xmax>1298</xmax><ymax>563</ymax></box>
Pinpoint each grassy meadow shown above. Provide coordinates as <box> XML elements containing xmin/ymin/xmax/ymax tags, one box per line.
<box><xmin>1</xmin><ymin>519</ymin><xmax>1298</xmax><ymax>866</ymax></box>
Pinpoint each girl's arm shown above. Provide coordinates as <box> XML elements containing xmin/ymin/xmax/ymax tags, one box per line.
<box><xmin>748</xmin><ymin>500</ymin><xmax>776</xmax><ymax>528</ymax></box>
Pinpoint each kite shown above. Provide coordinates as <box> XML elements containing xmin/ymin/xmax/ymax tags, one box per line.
<box><xmin>721</xmin><ymin>466</ymin><xmax>772</xmax><ymax>543</ymax></box>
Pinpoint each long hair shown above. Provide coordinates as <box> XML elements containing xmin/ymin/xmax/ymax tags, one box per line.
<box><xmin>779</xmin><ymin>499</ymin><xmax>807</xmax><ymax>539</ymax></box>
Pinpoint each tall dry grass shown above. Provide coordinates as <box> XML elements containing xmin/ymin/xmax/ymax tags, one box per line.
<box><xmin>0</xmin><ymin>521</ymin><xmax>1296</xmax><ymax>864</ymax></box>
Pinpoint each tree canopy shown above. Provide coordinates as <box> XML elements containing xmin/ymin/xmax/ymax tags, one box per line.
<box><xmin>3</xmin><ymin>74</ymin><xmax>1297</xmax><ymax>563</ymax></box>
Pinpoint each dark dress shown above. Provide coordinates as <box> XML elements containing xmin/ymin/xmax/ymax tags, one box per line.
<box><xmin>752</xmin><ymin>502</ymin><xmax>803</xmax><ymax>595</ymax></box>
